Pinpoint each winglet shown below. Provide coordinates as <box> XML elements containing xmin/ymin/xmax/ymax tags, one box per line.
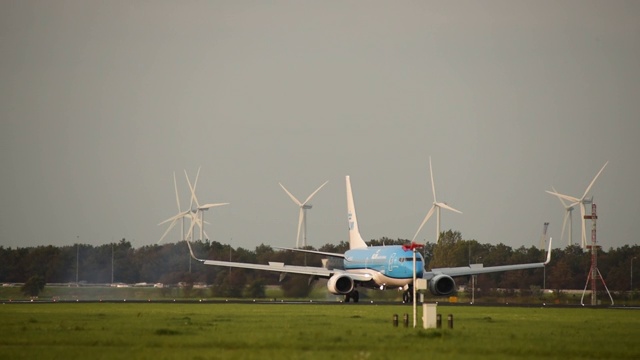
<box><xmin>544</xmin><ymin>237</ymin><xmax>553</xmax><ymax>265</ymax></box>
<box><xmin>185</xmin><ymin>239</ymin><xmax>203</xmax><ymax>262</ymax></box>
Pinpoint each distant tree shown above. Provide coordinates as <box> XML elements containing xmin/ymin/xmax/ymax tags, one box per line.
<box><xmin>548</xmin><ymin>258</ymin><xmax>573</xmax><ymax>292</ymax></box>
<box><xmin>280</xmin><ymin>274</ymin><xmax>313</xmax><ymax>298</ymax></box>
<box><xmin>211</xmin><ymin>269</ymin><xmax>247</xmax><ymax>298</ymax></box>
<box><xmin>430</xmin><ymin>230</ymin><xmax>463</xmax><ymax>268</ymax></box>
<box><xmin>244</xmin><ymin>279</ymin><xmax>266</xmax><ymax>298</ymax></box>
<box><xmin>21</xmin><ymin>275</ymin><xmax>45</xmax><ymax>297</ymax></box>
<box><xmin>367</xmin><ymin>237</ymin><xmax>409</xmax><ymax>247</ymax></box>
<box><xmin>319</xmin><ymin>241</ymin><xmax>349</xmax><ymax>254</ymax></box>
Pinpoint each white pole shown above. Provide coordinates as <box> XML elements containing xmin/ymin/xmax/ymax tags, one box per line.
<box><xmin>632</xmin><ymin>257</ymin><xmax>635</xmax><ymax>293</ymax></box>
<box><xmin>76</xmin><ymin>236</ymin><xmax>79</xmax><ymax>285</ymax></box>
<box><xmin>472</xmin><ymin>275</ymin><xmax>475</xmax><ymax>304</ymax></box>
<box><xmin>111</xmin><ymin>242</ymin><xmax>114</xmax><ymax>284</ymax></box>
<box><xmin>413</xmin><ymin>248</ymin><xmax>417</xmax><ymax>328</ymax></box>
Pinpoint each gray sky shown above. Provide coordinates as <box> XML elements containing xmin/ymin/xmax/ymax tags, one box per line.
<box><xmin>1</xmin><ymin>1</ymin><xmax>639</xmax><ymax>252</ymax></box>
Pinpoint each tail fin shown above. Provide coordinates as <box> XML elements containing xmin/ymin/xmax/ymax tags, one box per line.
<box><xmin>346</xmin><ymin>176</ymin><xmax>368</xmax><ymax>249</ymax></box>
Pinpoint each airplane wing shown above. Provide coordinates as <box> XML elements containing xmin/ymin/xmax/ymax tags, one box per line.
<box><xmin>186</xmin><ymin>241</ymin><xmax>371</xmax><ymax>282</ymax></box>
<box><xmin>273</xmin><ymin>246</ymin><xmax>346</xmax><ymax>259</ymax></box>
<box><xmin>426</xmin><ymin>238</ymin><xmax>553</xmax><ymax>279</ymax></box>
<box><xmin>427</xmin><ymin>262</ymin><xmax>546</xmax><ymax>278</ymax></box>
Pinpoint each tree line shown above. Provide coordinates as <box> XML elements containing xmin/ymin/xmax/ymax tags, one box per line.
<box><xmin>2</xmin><ymin>231</ymin><xmax>639</xmax><ymax>298</ymax></box>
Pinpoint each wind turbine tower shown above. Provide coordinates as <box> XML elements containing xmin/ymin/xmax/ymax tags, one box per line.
<box><xmin>550</xmin><ymin>186</ymin><xmax>575</xmax><ymax>247</ymax></box>
<box><xmin>280</xmin><ymin>181</ymin><xmax>328</xmax><ymax>248</ymax></box>
<box><xmin>413</xmin><ymin>156</ymin><xmax>462</xmax><ymax>243</ymax></box>
<box><xmin>539</xmin><ymin>222</ymin><xmax>549</xmax><ymax>249</ymax></box>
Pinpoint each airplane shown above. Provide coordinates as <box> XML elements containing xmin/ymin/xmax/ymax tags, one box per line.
<box><xmin>185</xmin><ymin>175</ymin><xmax>552</xmax><ymax>303</ymax></box>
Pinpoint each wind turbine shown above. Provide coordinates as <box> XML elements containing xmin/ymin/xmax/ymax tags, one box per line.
<box><xmin>546</xmin><ymin>161</ymin><xmax>608</xmax><ymax>248</ymax></box>
<box><xmin>550</xmin><ymin>186</ymin><xmax>575</xmax><ymax>247</ymax></box>
<box><xmin>279</xmin><ymin>180</ymin><xmax>328</xmax><ymax>248</ymax></box>
<box><xmin>158</xmin><ymin>168</ymin><xmax>228</xmax><ymax>244</ymax></box>
<box><xmin>412</xmin><ymin>156</ymin><xmax>462</xmax><ymax>243</ymax></box>
<box><xmin>158</xmin><ymin>171</ymin><xmax>193</xmax><ymax>244</ymax></box>
<box><xmin>183</xmin><ymin>168</ymin><xmax>229</xmax><ymax>242</ymax></box>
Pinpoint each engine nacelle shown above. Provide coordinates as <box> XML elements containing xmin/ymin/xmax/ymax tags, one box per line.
<box><xmin>429</xmin><ymin>274</ymin><xmax>456</xmax><ymax>296</ymax></box>
<box><xmin>327</xmin><ymin>274</ymin><xmax>355</xmax><ymax>295</ymax></box>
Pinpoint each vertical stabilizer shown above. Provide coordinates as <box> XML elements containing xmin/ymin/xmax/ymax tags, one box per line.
<box><xmin>346</xmin><ymin>176</ymin><xmax>368</xmax><ymax>249</ymax></box>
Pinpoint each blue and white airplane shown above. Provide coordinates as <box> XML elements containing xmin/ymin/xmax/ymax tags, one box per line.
<box><xmin>186</xmin><ymin>176</ymin><xmax>551</xmax><ymax>303</ymax></box>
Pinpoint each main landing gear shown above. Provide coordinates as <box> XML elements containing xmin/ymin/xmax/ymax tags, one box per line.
<box><xmin>344</xmin><ymin>290</ymin><xmax>360</xmax><ymax>303</ymax></box>
<box><xmin>402</xmin><ymin>286</ymin><xmax>414</xmax><ymax>304</ymax></box>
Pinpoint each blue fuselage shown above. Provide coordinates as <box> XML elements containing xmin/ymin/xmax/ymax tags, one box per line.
<box><xmin>343</xmin><ymin>246</ymin><xmax>424</xmax><ymax>286</ymax></box>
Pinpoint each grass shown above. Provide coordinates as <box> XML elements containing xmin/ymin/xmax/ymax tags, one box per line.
<box><xmin>5</xmin><ymin>284</ymin><xmax>638</xmax><ymax>306</ymax></box>
<box><xmin>0</xmin><ymin>302</ymin><xmax>638</xmax><ymax>359</ymax></box>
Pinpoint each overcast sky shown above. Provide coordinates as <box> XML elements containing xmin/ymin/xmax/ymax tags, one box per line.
<box><xmin>1</xmin><ymin>1</ymin><xmax>639</xmax><ymax>253</ymax></box>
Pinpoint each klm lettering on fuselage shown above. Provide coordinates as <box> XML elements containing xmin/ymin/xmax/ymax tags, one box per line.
<box><xmin>371</xmin><ymin>249</ymin><xmax>387</xmax><ymax>260</ymax></box>
<box><xmin>343</xmin><ymin>246</ymin><xmax>424</xmax><ymax>280</ymax></box>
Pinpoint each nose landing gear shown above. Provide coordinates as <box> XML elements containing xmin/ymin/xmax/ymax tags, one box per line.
<box><xmin>402</xmin><ymin>286</ymin><xmax>414</xmax><ymax>304</ymax></box>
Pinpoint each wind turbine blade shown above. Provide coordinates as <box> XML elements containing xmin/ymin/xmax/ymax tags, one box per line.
<box><xmin>279</xmin><ymin>183</ymin><xmax>303</xmax><ymax>206</ymax></box>
<box><xmin>203</xmin><ymin>229</ymin><xmax>210</xmax><ymax>241</ymax></box>
<box><xmin>296</xmin><ymin>208</ymin><xmax>304</xmax><ymax>248</ymax></box>
<box><xmin>581</xmin><ymin>161</ymin><xmax>608</xmax><ymax>200</ymax></box>
<box><xmin>185</xmin><ymin>169</ymin><xmax>200</xmax><ymax>208</ymax></box>
<box><xmin>158</xmin><ymin>210</ymin><xmax>190</xmax><ymax>226</ymax></box>
<box><xmin>173</xmin><ymin>172</ymin><xmax>181</xmax><ymax>212</ymax></box>
<box><xmin>429</xmin><ymin>156</ymin><xmax>437</xmax><ymax>202</ymax></box>
<box><xmin>302</xmin><ymin>180</ymin><xmax>329</xmax><ymax>205</ymax></box>
<box><xmin>551</xmin><ymin>186</ymin><xmax>569</xmax><ymax>207</ymax></box>
<box><xmin>157</xmin><ymin>219</ymin><xmax>178</xmax><ymax>244</ymax></box>
<box><xmin>193</xmin><ymin>166</ymin><xmax>201</xmax><ymax>195</ymax></box>
<box><xmin>437</xmin><ymin>202</ymin><xmax>462</xmax><ymax>214</ymax></box>
<box><xmin>546</xmin><ymin>190</ymin><xmax>580</xmax><ymax>204</ymax></box>
<box><xmin>199</xmin><ymin>202</ymin><xmax>230</xmax><ymax>210</ymax></box>
<box><xmin>412</xmin><ymin>205</ymin><xmax>435</xmax><ymax>242</ymax></box>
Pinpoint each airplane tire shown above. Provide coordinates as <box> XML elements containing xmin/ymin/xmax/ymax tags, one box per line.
<box><xmin>352</xmin><ymin>290</ymin><xmax>359</xmax><ymax>303</ymax></box>
<box><xmin>402</xmin><ymin>291</ymin><xmax>412</xmax><ymax>304</ymax></box>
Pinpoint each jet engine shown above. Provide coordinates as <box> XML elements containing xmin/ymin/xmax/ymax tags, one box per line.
<box><xmin>327</xmin><ymin>274</ymin><xmax>355</xmax><ymax>295</ymax></box>
<box><xmin>428</xmin><ymin>274</ymin><xmax>456</xmax><ymax>296</ymax></box>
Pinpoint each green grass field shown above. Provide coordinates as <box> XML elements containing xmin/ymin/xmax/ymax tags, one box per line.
<box><xmin>0</xmin><ymin>302</ymin><xmax>638</xmax><ymax>360</ymax></box>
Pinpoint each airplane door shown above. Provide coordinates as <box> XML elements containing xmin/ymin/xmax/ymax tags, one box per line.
<box><xmin>388</xmin><ymin>253</ymin><xmax>399</xmax><ymax>273</ymax></box>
